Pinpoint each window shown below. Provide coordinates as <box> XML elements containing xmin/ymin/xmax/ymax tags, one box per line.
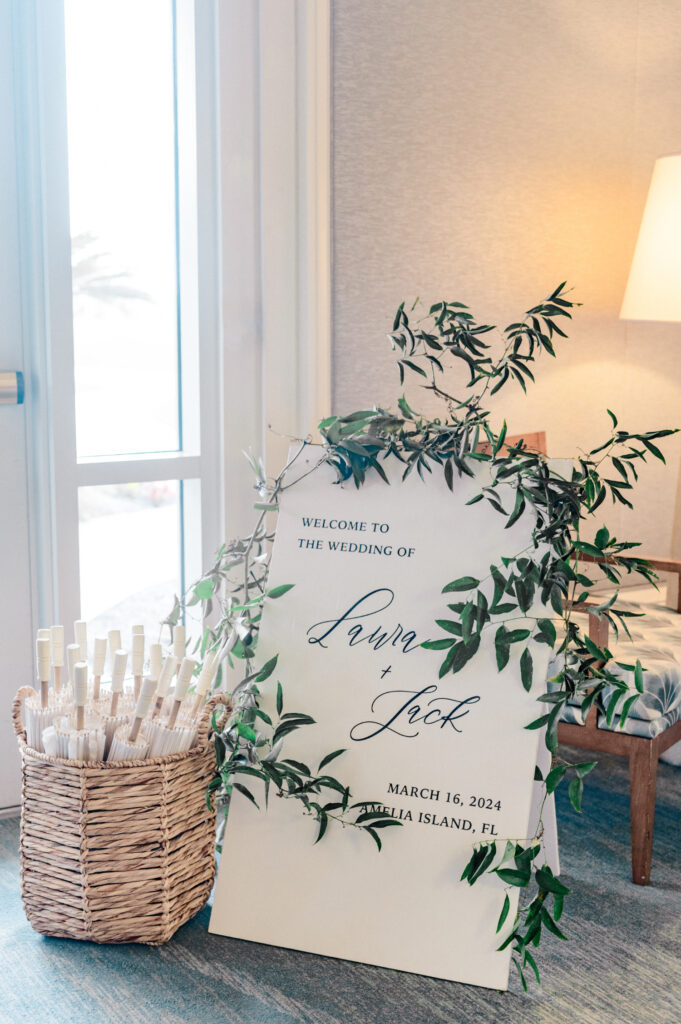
<box><xmin>10</xmin><ymin>0</ymin><xmax>327</xmax><ymax>639</ymax></box>
<box><xmin>30</xmin><ymin>0</ymin><xmax>221</xmax><ymax>635</ymax></box>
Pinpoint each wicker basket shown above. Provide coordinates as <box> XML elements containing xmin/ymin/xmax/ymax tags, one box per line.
<box><xmin>13</xmin><ymin>686</ymin><xmax>230</xmax><ymax>945</ymax></box>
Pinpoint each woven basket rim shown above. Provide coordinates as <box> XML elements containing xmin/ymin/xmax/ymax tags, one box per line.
<box><xmin>14</xmin><ymin>687</ymin><xmax>230</xmax><ymax>772</ymax></box>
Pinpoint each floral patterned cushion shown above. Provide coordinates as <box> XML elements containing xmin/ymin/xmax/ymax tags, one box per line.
<box><xmin>550</xmin><ymin>585</ymin><xmax>681</xmax><ymax>766</ymax></box>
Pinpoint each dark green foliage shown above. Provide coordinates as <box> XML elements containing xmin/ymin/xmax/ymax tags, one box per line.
<box><xmin>180</xmin><ymin>283</ymin><xmax>675</xmax><ymax>992</ymax></box>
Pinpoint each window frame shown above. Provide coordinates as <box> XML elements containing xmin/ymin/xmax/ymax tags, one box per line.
<box><xmin>14</xmin><ymin>0</ymin><xmax>332</xmax><ymax>634</ymax></box>
<box><xmin>15</xmin><ymin>0</ymin><xmax>223</xmax><ymax>631</ymax></box>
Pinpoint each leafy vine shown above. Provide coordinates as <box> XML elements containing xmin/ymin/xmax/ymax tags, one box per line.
<box><xmin>177</xmin><ymin>283</ymin><xmax>675</xmax><ymax>989</ymax></box>
<box><xmin>169</xmin><ymin>445</ymin><xmax>403</xmax><ymax>852</ymax></box>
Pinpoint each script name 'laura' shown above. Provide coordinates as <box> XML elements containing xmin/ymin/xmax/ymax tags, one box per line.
<box><xmin>306</xmin><ymin>587</ymin><xmax>420</xmax><ymax>653</ymax></box>
<box><xmin>350</xmin><ymin>685</ymin><xmax>480</xmax><ymax>742</ymax></box>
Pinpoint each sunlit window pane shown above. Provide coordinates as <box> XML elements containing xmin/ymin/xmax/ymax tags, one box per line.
<box><xmin>65</xmin><ymin>0</ymin><xmax>180</xmax><ymax>458</ymax></box>
<box><xmin>78</xmin><ymin>481</ymin><xmax>183</xmax><ymax>639</ymax></box>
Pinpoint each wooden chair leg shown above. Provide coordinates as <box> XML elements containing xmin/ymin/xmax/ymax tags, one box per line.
<box><xmin>629</xmin><ymin>742</ymin><xmax>658</xmax><ymax>885</ymax></box>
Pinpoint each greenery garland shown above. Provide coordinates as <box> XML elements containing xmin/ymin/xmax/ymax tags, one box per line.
<box><xmin>174</xmin><ymin>283</ymin><xmax>675</xmax><ymax>990</ymax></box>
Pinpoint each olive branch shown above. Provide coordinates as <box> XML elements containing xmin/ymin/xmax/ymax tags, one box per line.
<box><xmin>173</xmin><ymin>443</ymin><xmax>403</xmax><ymax>853</ymax></box>
<box><xmin>178</xmin><ymin>282</ymin><xmax>675</xmax><ymax>991</ymax></box>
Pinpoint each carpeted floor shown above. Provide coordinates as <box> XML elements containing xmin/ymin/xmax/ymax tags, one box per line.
<box><xmin>1</xmin><ymin>747</ymin><xmax>680</xmax><ymax>1024</ymax></box>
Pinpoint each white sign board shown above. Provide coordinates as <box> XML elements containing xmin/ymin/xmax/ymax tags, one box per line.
<box><xmin>210</xmin><ymin>449</ymin><xmax>557</xmax><ymax>990</ymax></box>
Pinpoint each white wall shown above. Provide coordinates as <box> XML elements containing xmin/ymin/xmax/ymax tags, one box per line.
<box><xmin>331</xmin><ymin>0</ymin><xmax>681</xmax><ymax>558</ymax></box>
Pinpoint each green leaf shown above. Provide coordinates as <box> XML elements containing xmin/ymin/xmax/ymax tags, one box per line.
<box><xmin>193</xmin><ymin>579</ymin><xmax>215</xmax><ymax>600</ymax></box>
<box><xmin>525</xmin><ymin>713</ymin><xmax>550</xmax><ymax>731</ymax></box>
<box><xmin>233</xmin><ymin>782</ymin><xmax>259</xmax><ymax>809</ymax></box>
<box><xmin>496</xmin><ymin>892</ymin><xmax>510</xmax><ymax>933</ymax></box>
<box><xmin>438</xmin><ymin>643</ymin><xmax>459</xmax><ymax>678</ymax></box>
<box><xmin>467</xmin><ymin>841</ymin><xmax>497</xmax><ymax>883</ymax></box>
<box><xmin>642</xmin><ymin>438</ymin><xmax>665</xmax><ymax>463</ymax></box>
<box><xmin>550</xmin><ymin>586</ymin><xmax>565</xmax><ymax>616</ymax></box>
<box><xmin>634</xmin><ymin>658</ymin><xmax>644</xmax><ymax>694</ymax></box>
<box><xmin>397</xmin><ymin>394</ymin><xmax>415</xmax><ymax>419</ymax></box>
<box><xmin>545</xmin><ymin>764</ymin><xmax>567</xmax><ymax>794</ymax></box>
<box><xmin>205</xmin><ymin>776</ymin><xmax>221</xmax><ymax>809</ymax></box>
<box><xmin>506</xmin><ymin>488</ymin><xmax>526</xmax><ymax>529</ymax></box>
<box><xmin>267</xmin><ymin>583</ymin><xmax>295</xmax><ymax>599</ymax></box>
<box><xmin>574</xmin><ymin>540</ymin><xmax>604</xmax><ymax>559</ymax></box>
<box><xmin>256</xmin><ymin>655</ymin><xmax>279</xmax><ymax>683</ymax></box>
<box><xmin>594</xmin><ymin>525</ymin><xmax>610</xmax><ymax>549</ymax></box>
<box><xmin>540</xmin><ymin>906</ymin><xmax>568</xmax><ymax>940</ymax></box>
<box><xmin>434</xmin><ymin>619</ymin><xmax>462</xmax><ymax>635</ymax></box>
<box><xmin>523</xmin><ymin>948</ymin><xmax>541</xmax><ymax>986</ymax></box>
<box><xmin>462</xmin><ymin>844</ymin><xmax>490</xmax><ymax>883</ymax></box>
<box><xmin>315</xmin><ymin>811</ymin><xmax>329</xmax><ymax>844</ymax></box>
<box><xmin>421</xmin><ymin>638</ymin><xmax>456</xmax><ymax>651</ymax></box>
<box><xmin>276</xmin><ymin>681</ymin><xmax>283</xmax><ymax>716</ymax></box>
<box><xmin>506</xmin><ymin>628</ymin><xmax>531</xmax><ymax>644</ymax></box>
<box><xmin>619</xmin><ymin>693</ymin><xmax>639</xmax><ymax>729</ymax></box>
<box><xmin>402</xmin><ymin>358</ymin><xmax>427</xmax><ymax>378</ymax></box>
<box><xmin>231</xmin><ymin>765</ymin><xmax>267</xmax><ymax>782</ymax></box>
<box><xmin>449</xmin><ymin>635</ymin><xmax>481</xmax><ymax>674</ymax></box>
<box><xmin>495</xmin><ymin>628</ymin><xmax>510</xmax><ymax>672</ymax></box>
<box><xmin>282</xmin><ymin>758</ymin><xmax>311</xmax><ymax>776</ymax></box>
<box><xmin>568</xmin><ymin>776</ymin><xmax>584</xmax><ymax>813</ymax></box>
<box><xmin>318</xmin><ymin>749</ymin><xmax>346</xmax><ymax>771</ymax></box>
<box><xmin>520</xmin><ymin>648</ymin><xmax>533</xmax><ymax>691</ymax></box>
<box><xmin>236</xmin><ymin>721</ymin><xmax>257</xmax><ymax>743</ymax></box>
<box><xmin>591</xmin><ymin>485</ymin><xmax>607</xmax><ymax>512</ymax></box>
<box><xmin>536</xmin><ymin>619</ymin><xmax>557</xmax><ymax>646</ymax></box>
<box><xmin>495</xmin><ymin>867</ymin><xmax>531</xmax><ymax>887</ymax></box>
<box><xmin>442</xmin><ymin>576</ymin><xmax>480</xmax><ymax>593</ymax></box>
<box><xmin>575</xmin><ymin>760</ymin><xmax>597</xmax><ymax>779</ymax></box>
<box><xmin>366</xmin><ymin>827</ymin><xmax>382</xmax><ymax>851</ymax></box>
<box><xmin>535</xmin><ymin>865</ymin><xmax>570</xmax><ymax>895</ymax></box>
<box><xmin>583</xmin><ymin>635</ymin><xmax>606</xmax><ymax>661</ymax></box>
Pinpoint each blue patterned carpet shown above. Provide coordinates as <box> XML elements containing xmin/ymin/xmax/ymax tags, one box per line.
<box><xmin>1</xmin><ymin>748</ymin><xmax>680</xmax><ymax>1024</ymax></box>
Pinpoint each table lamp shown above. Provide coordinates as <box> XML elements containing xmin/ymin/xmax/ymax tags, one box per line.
<box><xmin>620</xmin><ymin>152</ymin><xmax>681</xmax><ymax>611</ymax></box>
<box><xmin>620</xmin><ymin>152</ymin><xmax>681</xmax><ymax>321</ymax></box>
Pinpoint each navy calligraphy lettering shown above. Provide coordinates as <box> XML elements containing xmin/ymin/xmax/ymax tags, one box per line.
<box><xmin>350</xmin><ymin>685</ymin><xmax>480</xmax><ymax>742</ymax></box>
<box><xmin>306</xmin><ymin>588</ymin><xmax>420</xmax><ymax>654</ymax></box>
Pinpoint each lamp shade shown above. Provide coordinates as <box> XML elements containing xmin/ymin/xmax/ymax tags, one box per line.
<box><xmin>620</xmin><ymin>153</ymin><xmax>681</xmax><ymax>322</ymax></box>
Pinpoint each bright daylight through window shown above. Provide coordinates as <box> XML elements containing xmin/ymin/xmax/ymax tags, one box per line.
<box><xmin>64</xmin><ymin>0</ymin><xmax>184</xmax><ymax>638</ymax></box>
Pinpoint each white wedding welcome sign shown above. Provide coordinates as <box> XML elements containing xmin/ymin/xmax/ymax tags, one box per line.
<box><xmin>210</xmin><ymin>449</ymin><xmax>557</xmax><ymax>990</ymax></box>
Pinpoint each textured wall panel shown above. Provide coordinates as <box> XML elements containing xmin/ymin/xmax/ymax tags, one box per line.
<box><xmin>332</xmin><ymin>0</ymin><xmax>681</xmax><ymax>554</ymax></box>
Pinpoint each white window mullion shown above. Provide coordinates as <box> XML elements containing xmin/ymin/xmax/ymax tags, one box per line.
<box><xmin>76</xmin><ymin>454</ymin><xmax>202</xmax><ymax>489</ymax></box>
<box><xmin>297</xmin><ymin>0</ymin><xmax>332</xmax><ymax>437</ymax></box>
<box><xmin>176</xmin><ymin>0</ymin><xmax>223</xmax><ymax>569</ymax></box>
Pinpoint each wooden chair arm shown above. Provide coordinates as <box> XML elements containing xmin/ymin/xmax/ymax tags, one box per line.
<box><xmin>578</xmin><ymin>552</ymin><xmax>681</xmax><ymax>612</ymax></box>
<box><xmin>578</xmin><ymin>551</ymin><xmax>681</xmax><ymax>575</ymax></box>
<box><xmin>635</xmin><ymin>556</ymin><xmax>681</xmax><ymax>576</ymax></box>
<box><xmin>568</xmin><ymin>600</ymin><xmax>609</xmax><ymax>650</ymax></box>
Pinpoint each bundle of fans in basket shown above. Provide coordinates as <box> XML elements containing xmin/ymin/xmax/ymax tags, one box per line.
<box><xmin>24</xmin><ymin>621</ymin><xmax>219</xmax><ymax>762</ymax></box>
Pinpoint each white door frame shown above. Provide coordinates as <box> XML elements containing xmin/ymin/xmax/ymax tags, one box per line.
<box><xmin>219</xmin><ymin>0</ymin><xmax>332</xmax><ymax>535</ymax></box>
<box><xmin>13</xmin><ymin>0</ymin><xmax>80</xmax><ymax>633</ymax></box>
